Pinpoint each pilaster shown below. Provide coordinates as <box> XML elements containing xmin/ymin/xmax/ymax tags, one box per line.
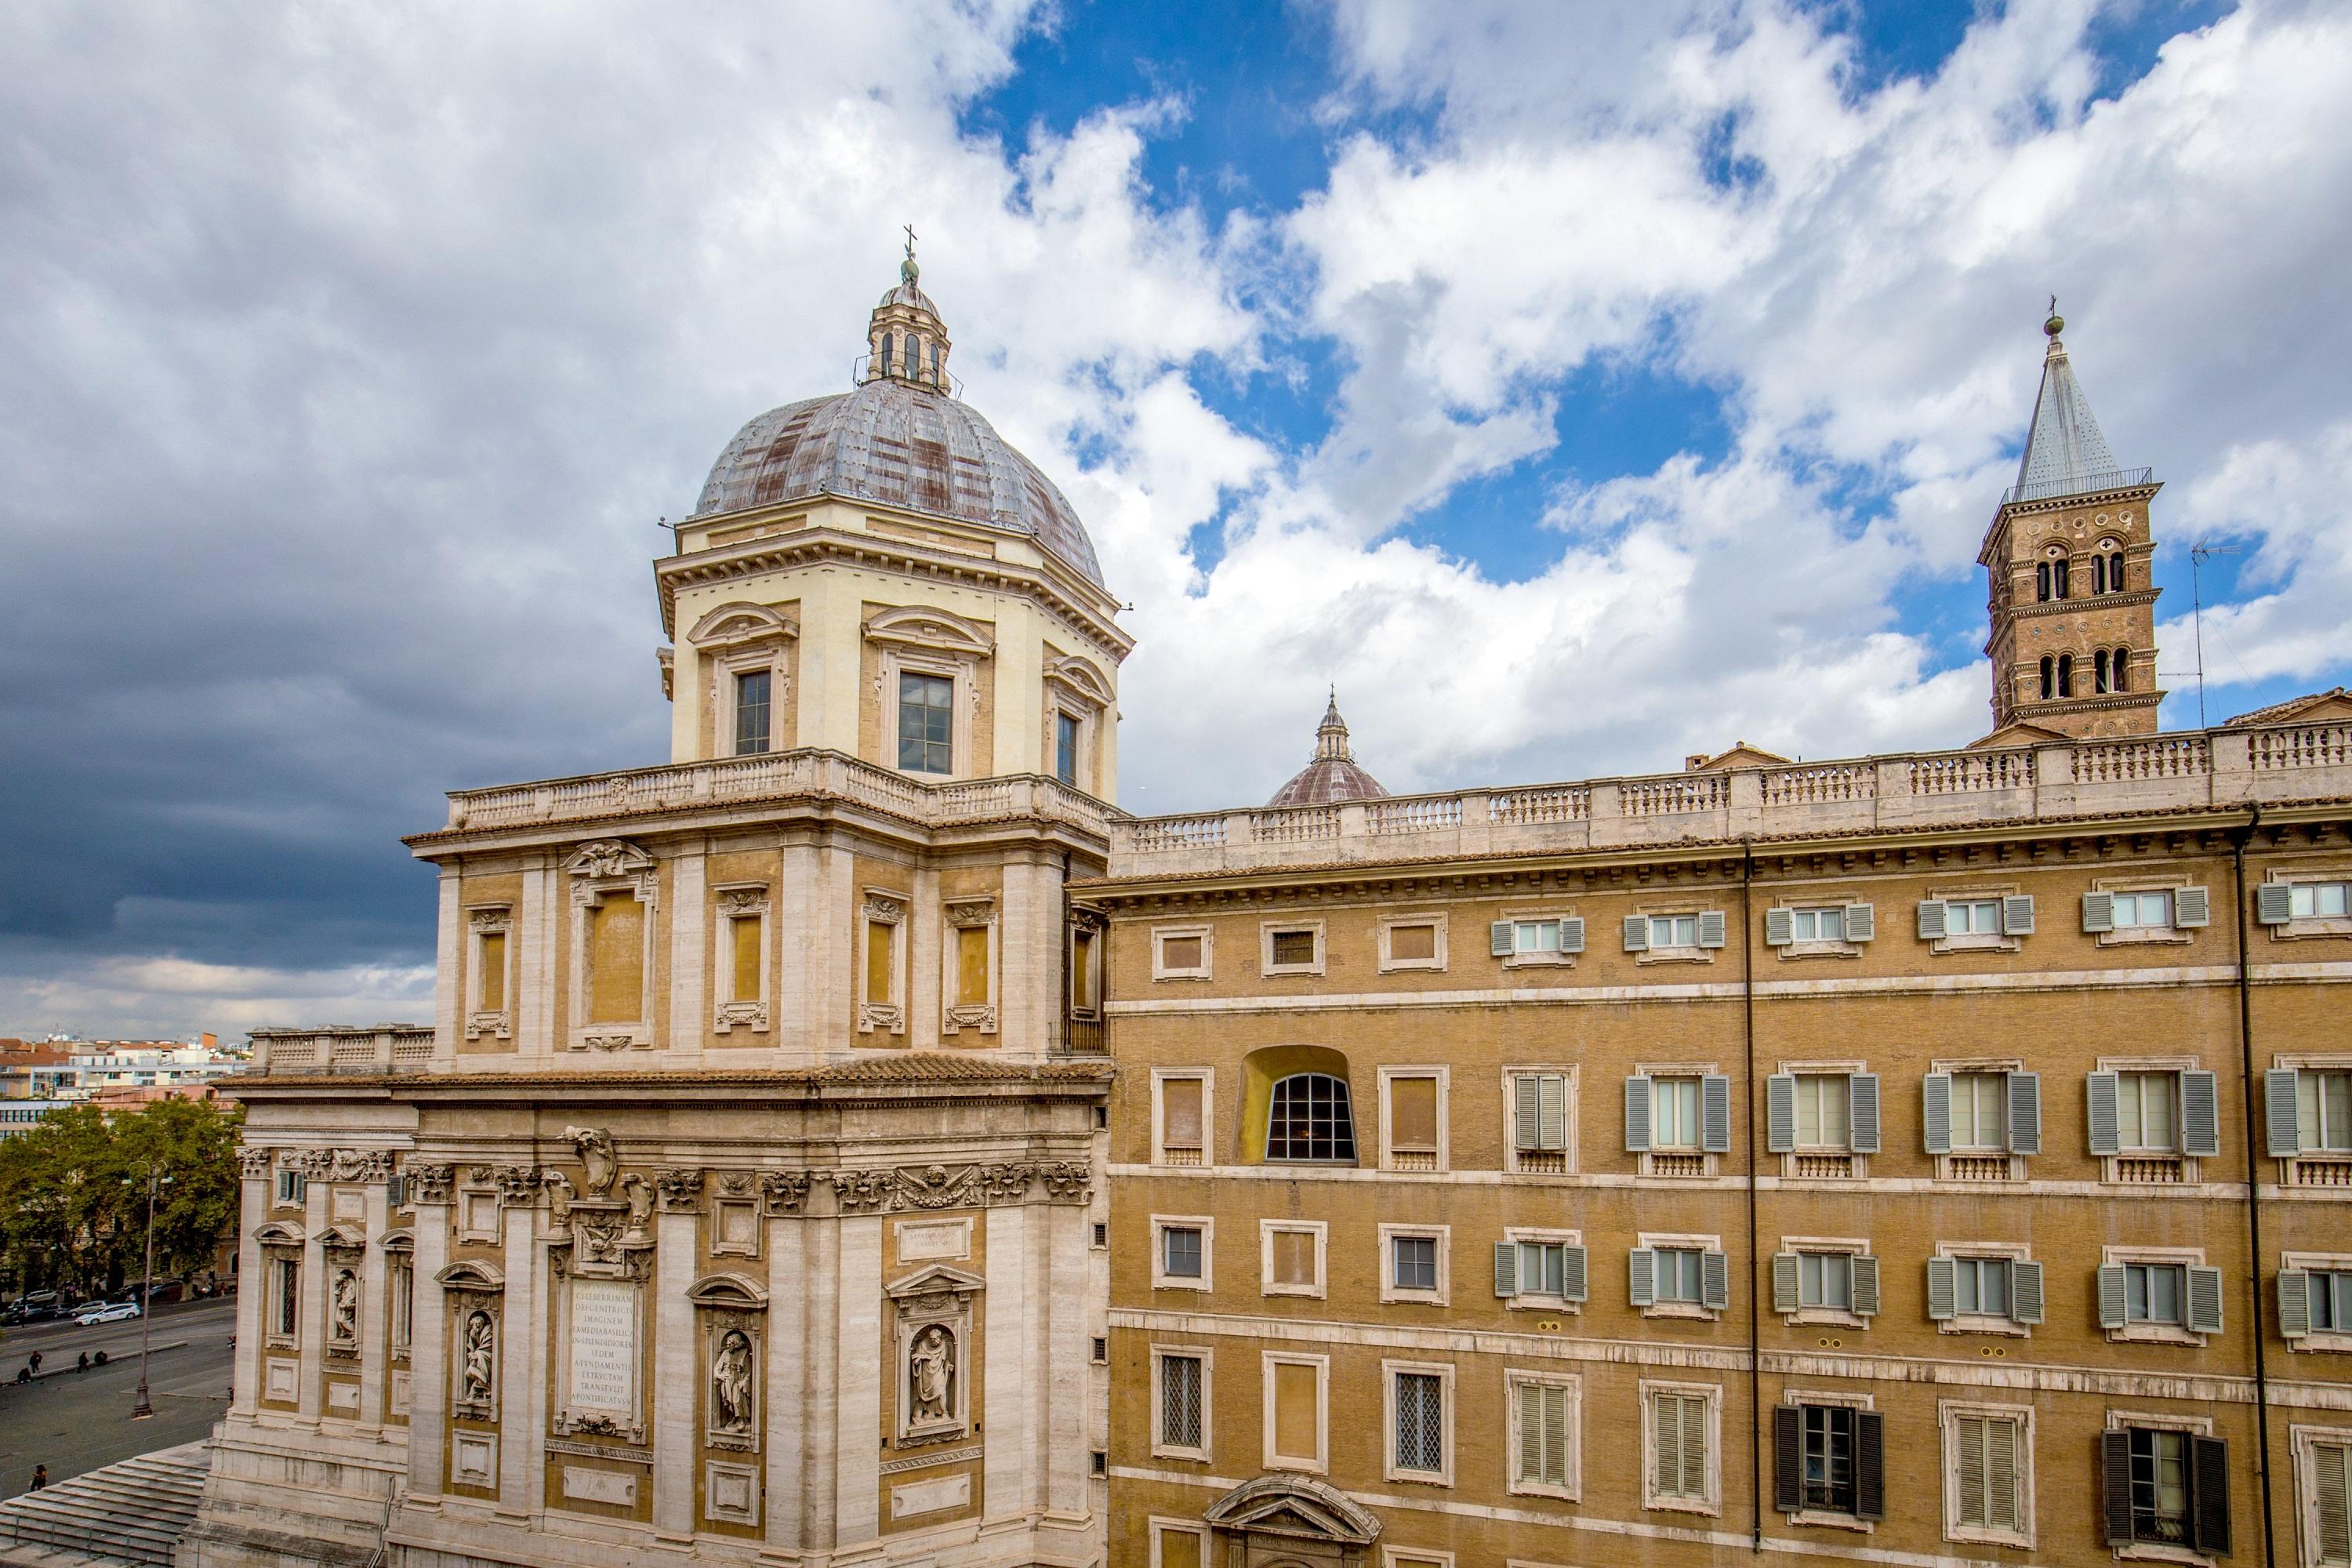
<box><xmin>520</xmin><ymin>857</ymin><xmax>558</xmax><ymax>1059</ymax></box>
<box><xmin>230</xmin><ymin>1165</ymin><xmax>267</xmax><ymax>1415</ymax></box>
<box><xmin>764</xmin><ymin>1214</ymin><xmax>808</xmax><ymax>1548</ymax></box>
<box><xmin>298</xmin><ymin>1175</ymin><xmax>328</xmax><ymax>1423</ymax></box>
<box><xmin>833</xmin><ymin>1214</ymin><xmax>883</xmax><ymax>1544</ymax></box>
<box><xmin>406</xmin><ymin>1192</ymin><xmax>450</xmax><ymax>1496</ymax></box>
<box><xmin>652</xmin><ymin>1204</ymin><xmax>696</xmax><ymax>1538</ymax></box>
<box><xmin>982</xmin><ymin>1203</ymin><xmax>1029</xmax><ymax>1518</ymax></box>
<box><xmin>434</xmin><ymin>869</ymin><xmax>462</xmax><ymax>1057</ymax></box>
<box><xmin>909</xmin><ymin>866</ymin><xmax>941</xmax><ymax>1050</ymax></box>
<box><xmin>356</xmin><ymin>1178</ymin><xmax>390</xmax><ymax>1433</ymax></box>
<box><xmin>669</xmin><ymin>844</ymin><xmax>707</xmax><ymax>1058</ymax></box>
<box><xmin>497</xmin><ymin>1196</ymin><xmax>539</xmax><ymax>1510</ymax></box>
<box><xmin>1046</xmin><ymin>1201</ymin><xmax>1089</xmax><ymax>1515</ymax></box>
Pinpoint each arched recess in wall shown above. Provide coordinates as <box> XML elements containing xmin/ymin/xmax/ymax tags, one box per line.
<box><xmin>1237</xmin><ymin>1044</ymin><xmax>1358</xmax><ymax>1166</ymax></box>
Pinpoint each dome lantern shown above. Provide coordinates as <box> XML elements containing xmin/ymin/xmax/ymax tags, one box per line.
<box><xmin>866</xmin><ymin>225</ymin><xmax>952</xmax><ymax>389</ymax></box>
<box><xmin>1266</xmin><ymin>691</ymin><xmax>1390</xmax><ymax>807</ymax></box>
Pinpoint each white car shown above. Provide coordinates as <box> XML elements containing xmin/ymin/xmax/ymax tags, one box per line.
<box><xmin>74</xmin><ymin>1300</ymin><xmax>140</xmax><ymax>1325</ymax></box>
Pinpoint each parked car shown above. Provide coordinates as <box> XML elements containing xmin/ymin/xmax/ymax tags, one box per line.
<box><xmin>2</xmin><ymin>1293</ymin><xmax>64</xmax><ymax>1324</ymax></box>
<box><xmin>73</xmin><ymin>1300</ymin><xmax>140</xmax><ymax>1326</ymax></box>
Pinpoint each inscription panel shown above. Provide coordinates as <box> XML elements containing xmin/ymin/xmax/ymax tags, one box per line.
<box><xmin>568</xmin><ymin>1278</ymin><xmax>637</xmax><ymax>1413</ymax></box>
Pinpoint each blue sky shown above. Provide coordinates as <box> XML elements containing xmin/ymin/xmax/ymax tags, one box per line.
<box><xmin>2</xmin><ymin>0</ymin><xmax>2347</xmax><ymax>1036</ymax></box>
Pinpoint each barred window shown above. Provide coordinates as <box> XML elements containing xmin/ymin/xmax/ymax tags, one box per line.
<box><xmin>1266</xmin><ymin>1073</ymin><xmax>1356</xmax><ymax>1163</ymax></box>
<box><xmin>1159</xmin><ymin>1353</ymin><xmax>1203</xmax><ymax>1450</ymax></box>
<box><xmin>1393</xmin><ymin>1371</ymin><xmax>1444</xmax><ymax>1475</ymax></box>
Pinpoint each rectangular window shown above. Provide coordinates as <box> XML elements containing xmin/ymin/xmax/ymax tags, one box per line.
<box><xmin>275</xmin><ymin>1258</ymin><xmax>299</xmax><ymax>1337</ymax></box>
<box><xmin>1162</xmin><ymin>1225</ymin><xmax>1203</xmax><ymax>1281</ymax></box>
<box><xmin>1515</xmin><ymin>919</ymin><xmax>1563</xmax><ymax>954</ymax></box>
<box><xmin>586</xmin><ymin>893</ymin><xmax>646</xmax><ymax>1023</ymax></box>
<box><xmin>1393</xmin><ymin>1371</ymin><xmax>1445</xmax><ymax>1475</ymax></box>
<box><xmin>1656</xmin><ymin>1247</ymin><xmax>1705</xmax><ymax>1303</ymax></box>
<box><xmin>1950</xmin><ymin>1071</ymin><xmax>2008</xmax><ymax>1149</ymax></box>
<box><xmin>2113</xmin><ymin>889</ymin><xmax>2176</xmax><ymax>930</ymax></box>
<box><xmin>2118</xmin><ymin>1071</ymin><xmax>2179</xmax><ymax>1151</ymax></box>
<box><xmin>733</xmin><ymin>668</ymin><xmax>771</xmax><ymax>756</ymax></box>
<box><xmin>1154</xmin><ymin>1525</ymin><xmax>1204</xmax><ymax>1568</ymax></box>
<box><xmin>1512</xmin><ymin>1241</ymin><xmax>1573</xmax><ymax>1298</ymax></box>
<box><xmin>478</xmin><ymin>931</ymin><xmax>507</xmax><ymax>1012</ymax></box>
<box><xmin>1653</xmin><ymin>1390</ymin><xmax>1711</xmax><ymax>1501</ymax></box>
<box><xmin>1054</xmin><ymin>711</ymin><xmax>1080</xmax><ymax>786</ymax></box>
<box><xmin>2307</xmin><ymin>1270</ymin><xmax>2352</xmax><ymax>1330</ymax></box>
<box><xmin>1159</xmin><ymin>1352</ymin><xmax>1204</xmax><ymax>1451</ymax></box>
<box><xmin>1387</xmin><ymin>1074</ymin><xmax>1439</xmax><ymax>1165</ymax></box>
<box><xmin>1269</xmin><ymin>1358</ymin><xmax>1323</xmax><ymax>1468</ymax></box>
<box><xmin>1269</xmin><ymin>928</ymin><xmax>1318</xmax><ymax>967</ymax></box>
<box><xmin>730</xmin><ymin>913</ymin><xmax>763</xmax><ymax>1004</ymax></box>
<box><xmin>2301</xmin><ymin>1069</ymin><xmax>2352</xmax><ymax>1152</ymax></box>
<box><xmin>1160</xmin><ymin>1077</ymin><xmax>1204</xmax><ymax>1164</ymax></box>
<box><xmin>1798</xmin><ymin>1252</ymin><xmax>1853</xmax><ymax>1310</ymax></box>
<box><xmin>1794</xmin><ymin>1074</ymin><xmax>1849</xmax><ymax>1149</ymax></box>
<box><xmin>1648</xmin><ymin>913</ymin><xmax>1700</xmax><ymax>949</ymax></box>
<box><xmin>1069</xmin><ymin>927</ymin><xmax>1098</xmax><ymax>1012</ymax></box>
<box><xmin>1392</xmin><ymin>1235</ymin><xmax>1438</xmax><ymax>1293</ymax></box>
<box><xmin>1802</xmin><ymin>1405</ymin><xmax>1858</xmax><ymax>1513</ymax></box>
<box><xmin>390</xmin><ymin>1259</ymin><xmax>413</xmax><ymax>1353</ymax></box>
<box><xmin>2126</xmin><ymin>1261</ymin><xmax>2187</xmax><ymax>1324</ymax></box>
<box><xmin>1654</xmin><ymin>1078</ymin><xmax>1701</xmax><ymax>1150</ymax></box>
<box><xmin>864</xmin><ymin>920</ymin><xmax>895</xmax><ymax>1005</ymax></box>
<box><xmin>955</xmin><ymin>924</ymin><xmax>989</xmax><ymax>1006</ymax></box>
<box><xmin>2291</xmin><ymin>881</ymin><xmax>2352</xmax><ymax>919</ymax></box>
<box><xmin>1954</xmin><ymin>1257</ymin><xmax>2011</xmax><ymax>1316</ymax></box>
<box><xmin>1951</xmin><ymin>1413</ymin><xmax>2024</xmax><ymax>1532</ymax></box>
<box><xmin>1947</xmin><ymin>898</ymin><xmax>2003</xmax><ymax>935</ymax></box>
<box><xmin>1266</xmin><ymin>1226</ymin><xmax>1319</xmax><ymax>1293</ymax></box>
<box><xmin>1158</xmin><ymin>933</ymin><xmax>1205</xmax><ymax>973</ymax></box>
<box><xmin>1789</xmin><ymin>906</ymin><xmax>1846</xmax><ymax>942</ymax></box>
<box><xmin>2311</xmin><ymin>1439</ymin><xmax>2351</xmax><ymax>1566</ymax></box>
<box><xmin>275</xmin><ymin>1170</ymin><xmax>306</xmax><ymax>1205</ymax></box>
<box><xmin>2129</xmin><ymin>1428</ymin><xmax>2191</xmax><ymax>1544</ymax></box>
<box><xmin>1510</xmin><ymin>1073</ymin><xmax>1570</xmax><ymax>1167</ymax></box>
<box><xmin>1389</xmin><ymin>921</ymin><xmax>1438</xmax><ymax>961</ymax></box>
<box><xmin>896</xmin><ymin>671</ymin><xmax>954</xmax><ymax>775</ymax></box>
<box><xmin>1514</xmin><ymin>1377</ymin><xmax>1575</xmax><ymax>1492</ymax></box>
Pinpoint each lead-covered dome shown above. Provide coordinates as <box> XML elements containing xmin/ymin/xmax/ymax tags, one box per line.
<box><xmin>1267</xmin><ymin>693</ymin><xmax>1390</xmax><ymax>807</ymax></box>
<box><xmin>693</xmin><ymin>250</ymin><xmax>1106</xmax><ymax>590</ymax></box>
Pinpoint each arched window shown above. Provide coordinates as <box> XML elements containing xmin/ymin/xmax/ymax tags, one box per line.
<box><xmin>909</xmin><ymin>336</ymin><xmax>924</xmax><ymax>377</ymax></box>
<box><xmin>931</xmin><ymin>339</ymin><xmax>942</xmax><ymax>383</ymax></box>
<box><xmin>2038</xmin><ymin>656</ymin><xmax>2054</xmax><ymax>700</ymax></box>
<box><xmin>2057</xmin><ymin>653</ymin><xmax>2074</xmax><ymax>697</ymax></box>
<box><xmin>1265</xmin><ymin>1073</ymin><xmax>1356</xmax><ymax>1162</ymax></box>
<box><xmin>2036</xmin><ymin>562</ymin><xmax>2051</xmax><ymax>603</ymax></box>
<box><xmin>2108</xmin><ymin>554</ymin><xmax>2126</xmax><ymax>593</ymax></box>
<box><xmin>2095</xmin><ymin>649</ymin><xmax>2111</xmax><ymax>694</ymax></box>
<box><xmin>2092</xmin><ymin>554</ymin><xmax>2107</xmax><ymax>594</ymax></box>
<box><xmin>2112</xmin><ymin>648</ymin><xmax>2129</xmax><ymax>691</ymax></box>
<box><xmin>880</xmin><ymin>333</ymin><xmax>895</xmax><ymax>377</ymax></box>
<box><xmin>2053</xmin><ymin>557</ymin><xmax>2071</xmax><ymax>600</ymax></box>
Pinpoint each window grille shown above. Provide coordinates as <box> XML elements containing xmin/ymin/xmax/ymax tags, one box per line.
<box><xmin>1159</xmin><ymin>1354</ymin><xmax>1203</xmax><ymax>1449</ymax></box>
<box><xmin>1265</xmin><ymin>1073</ymin><xmax>1356</xmax><ymax>1162</ymax></box>
<box><xmin>1393</xmin><ymin>1372</ymin><xmax>1443</xmax><ymax>1473</ymax></box>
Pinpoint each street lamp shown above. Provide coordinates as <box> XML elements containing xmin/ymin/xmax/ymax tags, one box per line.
<box><xmin>125</xmin><ymin>1165</ymin><xmax>171</xmax><ymax>1419</ymax></box>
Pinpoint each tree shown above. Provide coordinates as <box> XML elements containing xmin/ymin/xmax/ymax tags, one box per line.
<box><xmin>0</xmin><ymin>1098</ymin><xmax>243</xmax><ymax>1298</ymax></box>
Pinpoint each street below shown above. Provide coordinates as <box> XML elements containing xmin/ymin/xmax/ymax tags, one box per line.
<box><xmin>0</xmin><ymin>1296</ymin><xmax>234</xmax><ymax>1498</ymax></box>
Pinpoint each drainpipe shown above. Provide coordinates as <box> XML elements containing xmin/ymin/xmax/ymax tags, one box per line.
<box><xmin>1741</xmin><ymin>840</ymin><xmax>1762</xmax><ymax>1550</ymax></box>
<box><xmin>2230</xmin><ymin>808</ymin><xmax>2278</xmax><ymax>1568</ymax></box>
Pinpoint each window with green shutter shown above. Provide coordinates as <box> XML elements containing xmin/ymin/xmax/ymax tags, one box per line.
<box><xmin>1512</xmin><ymin>1377</ymin><xmax>1576</xmax><ymax>1494</ymax></box>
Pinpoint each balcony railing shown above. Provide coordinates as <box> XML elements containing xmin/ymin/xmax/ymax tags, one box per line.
<box><xmin>433</xmin><ymin>750</ymin><xmax>1114</xmax><ymax>841</ymax></box>
<box><xmin>2000</xmin><ymin>466</ymin><xmax>2154</xmax><ymax>506</ymax></box>
<box><xmin>1108</xmin><ymin>720</ymin><xmax>2352</xmax><ymax>877</ymax></box>
<box><xmin>250</xmin><ymin>1025</ymin><xmax>434</xmax><ymax>1077</ymax></box>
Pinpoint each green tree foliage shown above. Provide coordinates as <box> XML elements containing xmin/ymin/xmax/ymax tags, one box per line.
<box><xmin>0</xmin><ymin>1098</ymin><xmax>243</xmax><ymax>1298</ymax></box>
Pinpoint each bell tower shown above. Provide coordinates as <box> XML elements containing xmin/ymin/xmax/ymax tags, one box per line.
<box><xmin>1978</xmin><ymin>307</ymin><xmax>2164</xmax><ymax>739</ymax></box>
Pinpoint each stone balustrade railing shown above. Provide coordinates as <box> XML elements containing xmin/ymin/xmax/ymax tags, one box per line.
<box><xmin>249</xmin><ymin>1025</ymin><xmax>435</xmax><ymax>1077</ymax></box>
<box><xmin>1107</xmin><ymin>720</ymin><xmax>2352</xmax><ymax>877</ymax></box>
<box><xmin>436</xmin><ymin>750</ymin><xmax>1114</xmax><ymax>840</ymax></box>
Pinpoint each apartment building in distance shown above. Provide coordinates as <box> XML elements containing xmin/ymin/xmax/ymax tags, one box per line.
<box><xmin>184</xmin><ymin>278</ymin><xmax>2352</xmax><ymax>1568</ymax></box>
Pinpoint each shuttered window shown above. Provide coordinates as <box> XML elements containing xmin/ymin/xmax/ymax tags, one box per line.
<box><xmin>1160</xmin><ymin>1078</ymin><xmax>1203</xmax><ymax>1163</ymax></box>
<box><xmin>1952</xmin><ymin>1414</ymin><xmax>2022</xmax><ymax>1531</ymax></box>
<box><xmin>1515</xmin><ymin>1379</ymin><xmax>1574</xmax><ymax>1491</ymax></box>
<box><xmin>2313</xmin><ymin>1439</ymin><xmax>2351</xmax><ymax>1566</ymax></box>
<box><xmin>1950</xmin><ymin>1072</ymin><xmax>2007</xmax><ymax>1149</ymax></box>
<box><xmin>1511</xmin><ymin>1073</ymin><xmax>1570</xmax><ymax>1163</ymax></box>
<box><xmin>2129</xmin><ymin>1428</ymin><xmax>2192</xmax><ymax>1544</ymax></box>
<box><xmin>1794</xmin><ymin>1075</ymin><xmax>1849</xmax><ymax>1149</ymax></box>
<box><xmin>1653</xmin><ymin>1390</ymin><xmax>1711</xmax><ymax>1501</ymax></box>
<box><xmin>1387</xmin><ymin>1075</ymin><xmax>1440</xmax><ymax>1160</ymax></box>
<box><xmin>2117</xmin><ymin>1071</ymin><xmax>2178</xmax><ymax>1150</ymax></box>
<box><xmin>1801</xmin><ymin>1405</ymin><xmax>1857</xmax><ymax>1512</ymax></box>
<box><xmin>1654</xmin><ymin>1078</ymin><xmax>1701</xmax><ymax>1149</ymax></box>
<box><xmin>2302</xmin><ymin>1070</ymin><xmax>2352</xmax><ymax>1152</ymax></box>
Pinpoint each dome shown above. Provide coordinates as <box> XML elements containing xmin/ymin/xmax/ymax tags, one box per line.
<box><xmin>692</xmin><ymin>249</ymin><xmax>1107</xmax><ymax>591</ymax></box>
<box><xmin>1266</xmin><ymin>694</ymin><xmax>1390</xmax><ymax>808</ymax></box>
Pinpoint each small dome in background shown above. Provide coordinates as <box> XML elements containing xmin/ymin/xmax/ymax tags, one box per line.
<box><xmin>1266</xmin><ymin>693</ymin><xmax>1390</xmax><ymax>808</ymax></box>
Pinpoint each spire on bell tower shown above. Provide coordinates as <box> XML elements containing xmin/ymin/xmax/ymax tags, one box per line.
<box><xmin>1975</xmin><ymin>305</ymin><xmax>2165</xmax><ymax>742</ymax></box>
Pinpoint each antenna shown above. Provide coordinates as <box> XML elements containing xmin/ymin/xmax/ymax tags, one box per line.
<box><xmin>2188</xmin><ymin>540</ymin><xmax>2241</xmax><ymax>728</ymax></box>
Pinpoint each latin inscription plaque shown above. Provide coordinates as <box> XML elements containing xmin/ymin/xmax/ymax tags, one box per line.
<box><xmin>568</xmin><ymin>1278</ymin><xmax>637</xmax><ymax>1413</ymax></box>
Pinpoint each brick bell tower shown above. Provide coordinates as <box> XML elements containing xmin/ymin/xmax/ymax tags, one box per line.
<box><xmin>1978</xmin><ymin>307</ymin><xmax>2165</xmax><ymax>739</ymax></box>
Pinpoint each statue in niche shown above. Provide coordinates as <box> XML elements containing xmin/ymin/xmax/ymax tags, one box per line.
<box><xmin>564</xmin><ymin>1127</ymin><xmax>619</xmax><ymax>1196</ymax></box>
<box><xmin>460</xmin><ymin>1309</ymin><xmax>495</xmax><ymax>1403</ymax></box>
<box><xmin>711</xmin><ymin>1328</ymin><xmax>753</xmax><ymax>1433</ymax></box>
<box><xmin>330</xmin><ymin>1269</ymin><xmax>358</xmax><ymax>1342</ymax></box>
<box><xmin>908</xmin><ymin>1323</ymin><xmax>956</xmax><ymax>1424</ymax></box>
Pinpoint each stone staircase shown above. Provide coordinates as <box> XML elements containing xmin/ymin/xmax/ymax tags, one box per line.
<box><xmin>0</xmin><ymin>1443</ymin><xmax>211</xmax><ymax>1568</ymax></box>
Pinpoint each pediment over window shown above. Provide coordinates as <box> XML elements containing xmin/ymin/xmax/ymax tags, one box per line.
<box><xmin>435</xmin><ymin>1260</ymin><xmax>505</xmax><ymax>1292</ymax></box>
<box><xmin>380</xmin><ymin>1228</ymin><xmax>414</xmax><ymax>1254</ymax></box>
<box><xmin>863</xmin><ymin>604</ymin><xmax>995</xmax><ymax>659</ymax></box>
<box><xmin>686</xmin><ymin>1272</ymin><xmax>769</xmax><ymax>1311</ymax></box>
<box><xmin>1044</xmin><ymin>652</ymin><xmax>1113</xmax><ymax>708</ymax></box>
<box><xmin>1200</xmin><ymin>1474</ymin><xmax>1381</xmax><ymax>1544</ymax></box>
<box><xmin>687</xmin><ymin>601</ymin><xmax>798</xmax><ymax>652</ymax></box>
<box><xmin>317</xmin><ymin>1223</ymin><xmax>368</xmax><ymax>1250</ymax></box>
<box><xmin>252</xmin><ymin>1221</ymin><xmax>306</xmax><ymax>1247</ymax></box>
<box><xmin>562</xmin><ymin>839</ymin><xmax>656</xmax><ymax>880</ymax></box>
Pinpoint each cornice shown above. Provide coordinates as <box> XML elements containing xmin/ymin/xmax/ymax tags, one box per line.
<box><xmin>654</xmin><ymin>518</ymin><xmax>1133</xmax><ymax>659</ymax></box>
<box><xmin>237</xmin><ymin>1059</ymin><xmax>1116</xmax><ymax>1105</ymax></box>
<box><xmin>1998</xmin><ymin>590</ymin><xmax>2162</xmax><ymax>622</ymax></box>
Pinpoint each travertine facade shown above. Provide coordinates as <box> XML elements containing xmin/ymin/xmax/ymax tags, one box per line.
<box><xmin>190</xmin><ymin>296</ymin><xmax>2352</xmax><ymax>1568</ymax></box>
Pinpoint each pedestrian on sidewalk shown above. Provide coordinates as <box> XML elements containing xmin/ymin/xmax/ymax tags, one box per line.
<box><xmin>29</xmin><ymin>1465</ymin><xmax>48</xmax><ymax>1491</ymax></box>
<box><xmin>26</xmin><ymin>1350</ymin><xmax>40</xmax><ymax>1376</ymax></box>
<box><xmin>76</xmin><ymin>1351</ymin><xmax>89</xmax><ymax>1373</ymax></box>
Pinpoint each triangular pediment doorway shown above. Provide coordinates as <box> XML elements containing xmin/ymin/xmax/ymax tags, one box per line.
<box><xmin>1200</xmin><ymin>1473</ymin><xmax>1381</xmax><ymax>1563</ymax></box>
